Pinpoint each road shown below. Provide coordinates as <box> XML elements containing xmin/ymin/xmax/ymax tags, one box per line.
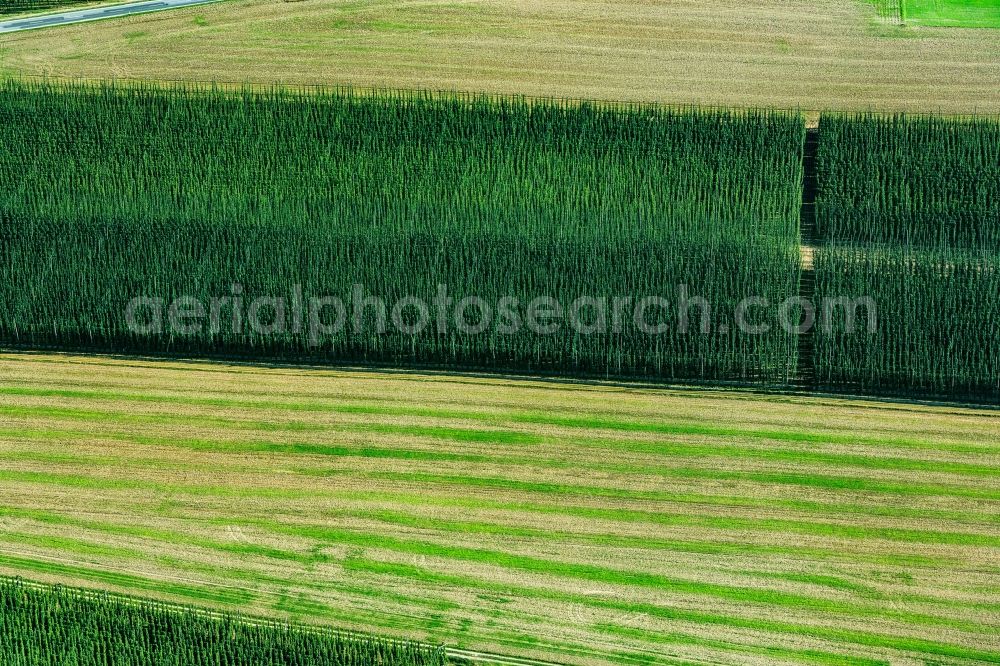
<box><xmin>0</xmin><ymin>0</ymin><xmax>222</xmax><ymax>33</ymax></box>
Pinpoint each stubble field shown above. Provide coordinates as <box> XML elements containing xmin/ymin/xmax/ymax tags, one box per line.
<box><xmin>1</xmin><ymin>0</ymin><xmax>999</xmax><ymax>113</ymax></box>
<box><xmin>0</xmin><ymin>353</ymin><xmax>997</xmax><ymax>664</ymax></box>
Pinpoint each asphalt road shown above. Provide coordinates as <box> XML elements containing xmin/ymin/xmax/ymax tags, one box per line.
<box><xmin>0</xmin><ymin>0</ymin><xmax>222</xmax><ymax>33</ymax></box>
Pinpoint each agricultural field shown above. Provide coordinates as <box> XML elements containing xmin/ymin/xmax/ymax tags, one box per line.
<box><xmin>1</xmin><ymin>0</ymin><xmax>999</xmax><ymax>114</ymax></box>
<box><xmin>813</xmin><ymin>113</ymin><xmax>1000</xmax><ymax>399</ymax></box>
<box><xmin>0</xmin><ymin>2</ymin><xmax>997</xmax><ymax>663</ymax></box>
<box><xmin>815</xmin><ymin>115</ymin><xmax>1000</xmax><ymax>249</ymax></box>
<box><xmin>0</xmin><ymin>579</ymin><xmax>446</xmax><ymax>666</ymax></box>
<box><xmin>4</xmin><ymin>81</ymin><xmax>1000</xmax><ymax>401</ymax></box>
<box><xmin>0</xmin><ymin>353</ymin><xmax>998</xmax><ymax>663</ymax></box>
<box><xmin>0</xmin><ymin>81</ymin><xmax>804</xmax><ymax>386</ymax></box>
<box><xmin>873</xmin><ymin>1</ymin><xmax>1000</xmax><ymax>29</ymax></box>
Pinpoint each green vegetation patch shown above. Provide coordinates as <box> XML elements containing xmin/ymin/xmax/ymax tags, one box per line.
<box><xmin>906</xmin><ymin>0</ymin><xmax>1000</xmax><ymax>28</ymax></box>
<box><xmin>869</xmin><ymin>1</ymin><xmax>1000</xmax><ymax>27</ymax></box>
<box><xmin>817</xmin><ymin>114</ymin><xmax>1000</xmax><ymax>249</ymax></box>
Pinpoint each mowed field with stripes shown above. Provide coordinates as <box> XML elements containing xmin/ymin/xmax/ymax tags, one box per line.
<box><xmin>0</xmin><ymin>353</ymin><xmax>997</xmax><ymax>665</ymax></box>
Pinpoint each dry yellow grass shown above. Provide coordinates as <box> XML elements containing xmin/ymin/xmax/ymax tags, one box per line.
<box><xmin>0</xmin><ymin>352</ymin><xmax>998</xmax><ymax>664</ymax></box>
<box><xmin>1</xmin><ymin>0</ymin><xmax>998</xmax><ymax>113</ymax></box>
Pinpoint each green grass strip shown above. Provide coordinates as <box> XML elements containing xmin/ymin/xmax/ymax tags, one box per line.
<box><xmin>3</xmin><ymin>384</ymin><xmax>996</xmax><ymax>454</ymax></box>
<box><xmin>0</xmin><ymin>553</ymin><xmax>254</xmax><ymax>606</ymax></box>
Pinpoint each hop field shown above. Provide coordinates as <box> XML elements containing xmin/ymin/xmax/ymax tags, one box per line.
<box><xmin>2</xmin><ymin>82</ymin><xmax>998</xmax><ymax>402</ymax></box>
<box><xmin>813</xmin><ymin>112</ymin><xmax>1000</xmax><ymax>401</ymax></box>
<box><xmin>814</xmin><ymin>245</ymin><xmax>1000</xmax><ymax>398</ymax></box>
<box><xmin>870</xmin><ymin>0</ymin><xmax>904</xmax><ymax>21</ymax></box>
<box><xmin>0</xmin><ymin>80</ymin><xmax>804</xmax><ymax>385</ymax></box>
<box><xmin>816</xmin><ymin>113</ymin><xmax>1000</xmax><ymax>250</ymax></box>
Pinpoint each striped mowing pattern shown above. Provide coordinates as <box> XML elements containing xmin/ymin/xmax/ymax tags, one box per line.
<box><xmin>0</xmin><ymin>81</ymin><xmax>804</xmax><ymax>385</ymax></box>
<box><xmin>0</xmin><ymin>353</ymin><xmax>997</xmax><ymax>665</ymax></box>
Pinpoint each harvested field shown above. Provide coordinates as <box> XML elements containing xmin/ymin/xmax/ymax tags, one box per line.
<box><xmin>0</xmin><ymin>0</ymin><xmax>999</xmax><ymax>113</ymax></box>
<box><xmin>0</xmin><ymin>352</ymin><xmax>997</xmax><ymax>664</ymax></box>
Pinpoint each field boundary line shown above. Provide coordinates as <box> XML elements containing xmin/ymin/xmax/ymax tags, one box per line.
<box><xmin>3</xmin><ymin>347</ymin><xmax>998</xmax><ymax>413</ymax></box>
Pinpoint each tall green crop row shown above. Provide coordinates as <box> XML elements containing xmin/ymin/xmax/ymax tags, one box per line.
<box><xmin>815</xmin><ymin>112</ymin><xmax>1000</xmax><ymax>400</ymax></box>
<box><xmin>0</xmin><ymin>577</ymin><xmax>448</xmax><ymax>665</ymax></box>
<box><xmin>0</xmin><ymin>81</ymin><xmax>804</xmax><ymax>385</ymax></box>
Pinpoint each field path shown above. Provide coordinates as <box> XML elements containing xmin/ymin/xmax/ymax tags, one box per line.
<box><xmin>0</xmin><ymin>352</ymin><xmax>998</xmax><ymax>665</ymax></box>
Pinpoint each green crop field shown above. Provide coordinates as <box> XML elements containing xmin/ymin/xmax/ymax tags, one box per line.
<box><xmin>815</xmin><ymin>114</ymin><xmax>1000</xmax><ymax>250</ymax></box>
<box><xmin>870</xmin><ymin>0</ymin><xmax>905</xmax><ymax>20</ymax></box>
<box><xmin>813</xmin><ymin>112</ymin><xmax>1000</xmax><ymax>399</ymax></box>
<box><xmin>814</xmin><ymin>246</ymin><xmax>1000</xmax><ymax>397</ymax></box>
<box><xmin>0</xmin><ymin>578</ymin><xmax>447</xmax><ymax>666</ymax></box>
<box><xmin>0</xmin><ymin>80</ymin><xmax>804</xmax><ymax>386</ymax></box>
<box><xmin>872</xmin><ymin>0</ymin><xmax>1000</xmax><ymax>28</ymax></box>
<box><xmin>0</xmin><ymin>2</ymin><xmax>996</xmax><ymax>666</ymax></box>
<box><xmin>0</xmin><ymin>353</ymin><xmax>998</xmax><ymax>664</ymax></box>
<box><xmin>4</xmin><ymin>82</ymin><xmax>1000</xmax><ymax>401</ymax></box>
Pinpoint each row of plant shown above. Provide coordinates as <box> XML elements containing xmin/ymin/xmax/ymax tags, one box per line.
<box><xmin>868</xmin><ymin>0</ymin><xmax>904</xmax><ymax>21</ymax></box>
<box><xmin>0</xmin><ymin>81</ymin><xmax>804</xmax><ymax>385</ymax></box>
<box><xmin>0</xmin><ymin>577</ymin><xmax>449</xmax><ymax>665</ymax></box>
